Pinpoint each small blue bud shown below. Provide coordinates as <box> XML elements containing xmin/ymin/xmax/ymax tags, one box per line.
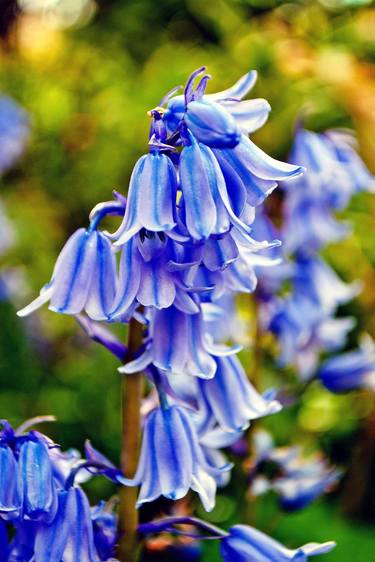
<box><xmin>185</xmin><ymin>98</ymin><xmax>241</xmax><ymax>148</ymax></box>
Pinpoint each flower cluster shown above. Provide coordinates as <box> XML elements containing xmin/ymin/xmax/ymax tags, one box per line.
<box><xmin>18</xmin><ymin>68</ymin><xmax>303</xmax><ymax>510</ymax></box>
<box><xmin>0</xmin><ymin>416</ymin><xmax>122</xmax><ymax>561</ymax></box>
<box><xmin>257</xmin><ymin>126</ymin><xmax>375</xmax><ymax>380</ymax></box>
<box><xmin>17</xmin><ymin>69</ymin><xmax>338</xmax><ymax>559</ymax></box>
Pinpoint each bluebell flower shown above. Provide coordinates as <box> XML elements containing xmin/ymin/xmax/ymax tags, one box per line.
<box><xmin>274</xmin><ymin>462</ymin><xmax>340</xmax><ymax>512</ymax></box>
<box><xmin>109</xmin><ymin>233</ymin><xmax>200</xmax><ymax>319</ymax></box>
<box><xmin>0</xmin><ymin>96</ymin><xmax>29</xmax><ymax>174</ymax></box>
<box><xmin>318</xmin><ymin>339</ymin><xmax>375</xmax><ymax>393</ymax></box>
<box><xmin>288</xmin><ymin>127</ymin><xmax>375</xmax><ymax>211</ymax></box>
<box><xmin>190</xmin><ymin>228</ymin><xmax>280</xmax><ymax>302</ymax></box>
<box><xmin>268</xmin><ymin>293</ymin><xmax>322</xmax><ymax>368</ymax></box>
<box><xmin>0</xmin><ymin>418</ymin><xmax>60</xmax><ymax>524</ymax></box>
<box><xmin>267</xmin><ymin>446</ymin><xmax>341</xmax><ymax>511</ymax></box>
<box><xmin>18</xmin><ymin>438</ymin><xmax>58</xmax><ymax>523</ymax></box>
<box><xmin>17</xmin><ymin>226</ymin><xmax>117</xmax><ymax>320</ymax></box>
<box><xmin>120</xmin><ymin>306</ymin><xmax>240</xmax><ymax>379</ymax></box>
<box><xmin>112</xmin><ymin>151</ymin><xmax>177</xmax><ymax>245</ymax></box>
<box><xmin>165</xmin><ymin>69</ymin><xmax>271</xmax><ymax>136</ymax></box>
<box><xmin>324</xmin><ymin>129</ymin><xmax>375</xmax><ymax>199</ymax></box>
<box><xmin>33</xmin><ymin>487</ymin><xmax>98</xmax><ymax>561</ymax></box>
<box><xmin>0</xmin><ymin>415</ymin><xmax>125</xmax><ymax>561</ymax></box>
<box><xmin>220</xmin><ymin>525</ymin><xmax>336</xmax><ymax>561</ymax></box>
<box><xmin>179</xmin><ymin>130</ymin><xmax>257</xmax><ymax>241</ymax></box>
<box><xmin>122</xmin><ymin>405</ymin><xmax>228</xmax><ymax>511</ymax></box>
<box><xmin>198</xmin><ymin>427</ymin><xmax>241</xmax><ymax>488</ymax></box>
<box><xmin>291</xmin><ymin>316</ymin><xmax>355</xmax><ymax>380</ymax></box>
<box><xmin>213</xmin><ymin>134</ymin><xmax>303</xmax><ymax>207</ymax></box>
<box><xmin>266</xmin><ymin>290</ymin><xmax>355</xmax><ymax>378</ymax></box>
<box><xmin>196</xmin><ymin>354</ymin><xmax>281</xmax><ymax>432</ymax></box>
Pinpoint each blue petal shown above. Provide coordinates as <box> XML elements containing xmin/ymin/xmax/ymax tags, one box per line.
<box><xmin>199</xmin><ymin>144</ymin><xmax>231</xmax><ymax>234</ymax></box>
<box><xmin>186</xmin><ymin>314</ymin><xmax>217</xmax><ymax>379</ymax></box>
<box><xmin>214</xmin><ymin>146</ymin><xmax>277</xmax><ymax>207</ymax></box>
<box><xmin>202</xmin><ymin>235</ymin><xmax>239</xmax><ymax>272</ymax></box>
<box><xmin>179</xmin><ymin>137</ymin><xmax>217</xmax><ymax>240</ymax></box>
<box><xmin>207</xmin><ymin>70</ymin><xmax>258</xmax><ymax>102</ymax></box>
<box><xmin>137</xmin><ymin>259</ymin><xmax>176</xmax><ymax>309</ymax></box>
<box><xmin>221</xmin><ymin>98</ymin><xmax>271</xmax><ymax>134</ymax></box>
<box><xmin>109</xmin><ymin>238</ymin><xmax>142</xmax><ymax>319</ymax></box>
<box><xmin>152</xmin><ymin>308</ymin><xmax>189</xmax><ymax>373</ymax></box>
<box><xmin>85</xmin><ymin>232</ymin><xmax>118</xmax><ymax>320</ymax></box>
<box><xmin>34</xmin><ymin>490</ymin><xmax>71</xmax><ymax>561</ymax></box>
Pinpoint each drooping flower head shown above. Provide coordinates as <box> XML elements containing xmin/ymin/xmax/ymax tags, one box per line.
<box><xmin>318</xmin><ymin>337</ymin><xmax>375</xmax><ymax>393</ymax></box>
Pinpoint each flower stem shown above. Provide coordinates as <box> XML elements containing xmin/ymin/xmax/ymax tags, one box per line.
<box><xmin>117</xmin><ymin>316</ymin><xmax>144</xmax><ymax>562</ymax></box>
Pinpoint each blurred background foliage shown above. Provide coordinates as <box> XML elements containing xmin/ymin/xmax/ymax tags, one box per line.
<box><xmin>0</xmin><ymin>0</ymin><xmax>375</xmax><ymax>560</ymax></box>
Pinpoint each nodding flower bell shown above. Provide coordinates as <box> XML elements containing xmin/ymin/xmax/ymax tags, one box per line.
<box><xmin>109</xmin><ymin>232</ymin><xmax>200</xmax><ymax>319</ymax></box>
<box><xmin>287</xmin><ymin>127</ymin><xmax>375</xmax><ymax>211</ymax></box>
<box><xmin>179</xmin><ymin>130</ymin><xmax>255</xmax><ymax>241</ymax></box>
<box><xmin>18</xmin><ymin>439</ymin><xmax>57</xmax><ymax>523</ymax></box>
<box><xmin>213</xmin><ymin>134</ymin><xmax>304</xmax><ymax>207</ymax></box>
<box><xmin>34</xmin><ymin>486</ymin><xmax>99</xmax><ymax>562</ymax></box>
<box><xmin>121</xmin><ymin>306</ymin><xmax>240</xmax><ymax>380</ymax></box>
<box><xmin>122</xmin><ymin>404</ymin><xmax>228</xmax><ymax>511</ymax></box>
<box><xmin>318</xmin><ymin>338</ymin><xmax>375</xmax><ymax>393</ymax></box>
<box><xmin>164</xmin><ymin>69</ymin><xmax>271</xmax><ymax>136</ymax></box>
<box><xmin>197</xmin><ymin>355</ymin><xmax>281</xmax><ymax>432</ymax></box>
<box><xmin>17</xmin><ymin>225</ymin><xmax>118</xmax><ymax>321</ymax></box>
<box><xmin>112</xmin><ymin>150</ymin><xmax>177</xmax><ymax>245</ymax></box>
<box><xmin>220</xmin><ymin>525</ymin><xmax>336</xmax><ymax>562</ymax></box>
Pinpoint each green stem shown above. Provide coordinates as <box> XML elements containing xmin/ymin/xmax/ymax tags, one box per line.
<box><xmin>117</xmin><ymin>317</ymin><xmax>144</xmax><ymax>562</ymax></box>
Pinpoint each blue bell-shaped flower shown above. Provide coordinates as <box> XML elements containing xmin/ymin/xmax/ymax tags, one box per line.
<box><xmin>220</xmin><ymin>524</ymin><xmax>335</xmax><ymax>562</ymax></box>
<box><xmin>18</xmin><ymin>438</ymin><xmax>57</xmax><ymax>523</ymax></box>
<box><xmin>17</xmin><ymin>227</ymin><xmax>117</xmax><ymax>321</ymax></box>
<box><xmin>112</xmin><ymin>151</ymin><xmax>177</xmax><ymax>245</ymax></box>
<box><xmin>121</xmin><ymin>405</ymin><xmax>229</xmax><ymax>511</ymax></box>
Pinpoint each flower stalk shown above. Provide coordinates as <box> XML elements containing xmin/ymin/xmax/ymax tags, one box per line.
<box><xmin>117</xmin><ymin>316</ymin><xmax>144</xmax><ymax>562</ymax></box>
